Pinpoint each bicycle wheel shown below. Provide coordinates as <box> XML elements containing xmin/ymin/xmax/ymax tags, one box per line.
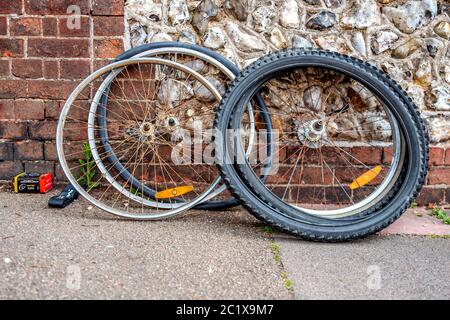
<box><xmin>57</xmin><ymin>58</ymin><xmax>223</xmax><ymax>219</ymax></box>
<box><xmin>96</xmin><ymin>42</ymin><xmax>272</xmax><ymax>210</ymax></box>
<box><xmin>215</xmin><ymin>49</ymin><xmax>428</xmax><ymax>241</ymax></box>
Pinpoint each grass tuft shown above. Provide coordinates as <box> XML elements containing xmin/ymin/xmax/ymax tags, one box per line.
<box><xmin>427</xmin><ymin>234</ymin><xmax>450</xmax><ymax>239</ymax></box>
<box><xmin>281</xmin><ymin>272</ymin><xmax>294</xmax><ymax>293</ymax></box>
<box><xmin>259</xmin><ymin>223</ymin><xmax>275</xmax><ymax>234</ymax></box>
<box><xmin>268</xmin><ymin>239</ymin><xmax>295</xmax><ymax>294</ymax></box>
<box><xmin>430</xmin><ymin>207</ymin><xmax>450</xmax><ymax>225</ymax></box>
<box><xmin>269</xmin><ymin>240</ymin><xmax>281</xmax><ymax>264</ymax></box>
<box><xmin>78</xmin><ymin>143</ymin><xmax>99</xmax><ymax>190</ymax></box>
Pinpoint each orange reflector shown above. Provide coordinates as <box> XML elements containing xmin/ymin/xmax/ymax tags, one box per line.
<box><xmin>349</xmin><ymin>165</ymin><xmax>382</xmax><ymax>190</ymax></box>
<box><xmin>155</xmin><ymin>186</ymin><xmax>194</xmax><ymax>199</ymax></box>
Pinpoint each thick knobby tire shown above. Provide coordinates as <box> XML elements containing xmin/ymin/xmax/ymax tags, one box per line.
<box><xmin>215</xmin><ymin>49</ymin><xmax>429</xmax><ymax>242</ymax></box>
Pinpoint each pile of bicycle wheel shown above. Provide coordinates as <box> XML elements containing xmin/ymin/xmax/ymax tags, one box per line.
<box><xmin>57</xmin><ymin>42</ymin><xmax>428</xmax><ymax>242</ymax></box>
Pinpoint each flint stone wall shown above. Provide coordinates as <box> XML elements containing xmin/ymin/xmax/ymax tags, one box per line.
<box><xmin>125</xmin><ymin>0</ymin><xmax>450</xmax><ymax>144</ymax></box>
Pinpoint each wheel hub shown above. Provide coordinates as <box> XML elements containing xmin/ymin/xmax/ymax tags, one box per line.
<box><xmin>125</xmin><ymin>116</ymin><xmax>183</xmax><ymax>143</ymax></box>
<box><xmin>140</xmin><ymin>122</ymin><xmax>155</xmax><ymax>137</ymax></box>
<box><xmin>165</xmin><ymin>116</ymin><xmax>179</xmax><ymax>128</ymax></box>
<box><xmin>297</xmin><ymin>119</ymin><xmax>327</xmax><ymax>148</ymax></box>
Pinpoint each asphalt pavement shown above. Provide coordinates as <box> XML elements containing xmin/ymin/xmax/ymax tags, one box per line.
<box><xmin>0</xmin><ymin>191</ymin><xmax>448</xmax><ymax>299</ymax></box>
<box><xmin>277</xmin><ymin>234</ymin><xmax>450</xmax><ymax>299</ymax></box>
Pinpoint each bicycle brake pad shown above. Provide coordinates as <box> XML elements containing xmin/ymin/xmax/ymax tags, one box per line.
<box><xmin>48</xmin><ymin>184</ymin><xmax>79</xmax><ymax>208</ymax></box>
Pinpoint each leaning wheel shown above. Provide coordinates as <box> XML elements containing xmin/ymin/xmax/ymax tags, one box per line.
<box><xmin>95</xmin><ymin>42</ymin><xmax>271</xmax><ymax>211</ymax></box>
<box><xmin>215</xmin><ymin>49</ymin><xmax>428</xmax><ymax>241</ymax></box>
<box><xmin>57</xmin><ymin>58</ymin><xmax>223</xmax><ymax>219</ymax></box>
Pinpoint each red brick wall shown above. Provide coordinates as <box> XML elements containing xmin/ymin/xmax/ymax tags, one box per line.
<box><xmin>0</xmin><ymin>1</ymin><xmax>449</xmax><ymax>206</ymax></box>
<box><xmin>0</xmin><ymin>0</ymin><xmax>124</xmax><ymax>183</ymax></box>
<box><xmin>422</xmin><ymin>147</ymin><xmax>450</xmax><ymax>206</ymax></box>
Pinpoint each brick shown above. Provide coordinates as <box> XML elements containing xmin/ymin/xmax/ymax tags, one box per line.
<box><xmin>54</xmin><ymin>163</ymin><xmax>68</xmax><ymax>181</ymax></box>
<box><xmin>293</xmin><ymin>147</ymin><xmax>349</xmax><ymax>166</ymax></box>
<box><xmin>301</xmin><ymin>166</ymin><xmax>333</xmax><ymax>185</ymax></box>
<box><xmin>92</xmin><ymin>0</ymin><xmax>124</xmax><ymax>16</ymax></box>
<box><xmin>350</xmin><ymin>146</ymin><xmax>382</xmax><ymax>165</ymax></box>
<box><xmin>445</xmin><ymin>188</ymin><xmax>450</xmax><ymax>204</ymax></box>
<box><xmin>28</xmin><ymin>121</ymin><xmax>57</xmax><ymax>140</ymax></box>
<box><xmin>335</xmin><ymin>166</ymin><xmax>383</xmax><ymax>185</ymax></box>
<box><xmin>43</xmin><ymin>60</ymin><xmax>59</xmax><ymax>79</ymax></box>
<box><xmin>42</xmin><ymin>18</ymin><xmax>57</xmax><ymax>36</ymax></box>
<box><xmin>427</xmin><ymin>168</ymin><xmax>450</xmax><ymax>185</ymax></box>
<box><xmin>265</xmin><ymin>166</ymin><xmax>291</xmax><ymax>184</ymax></box>
<box><xmin>0</xmin><ymin>141</ymin><xmax>14</xmax><ymax>160</ymax></box>
<box><xmin>0</xmin><ymin>80</ymin><xmax>28</xmax><ymax>98</ymax></box>
<box><xmin>25</xmin><ymin>0</ymin><xmax>89</xmax><ymax>15</ymax></box>
<box><xmin>12</xmin><ymin>59</ymin><xmax>43</xmax><ymax>79</ymax></box>
<box><xmin>0</xmin><ymin>0</ymin><xmax>22</xmax><ymax>14</ymax></box>
<box><xmin>324</xmin><ymin>186</ymin><xmax>352</xmax><ymax>204</ymax></box>
<box><xmin>60</xmin><ymin>60</ymin><xmax>90</xmax><ymax>79</ymax></box>
<box><xmin>24</xmin><ymin>160</ymin><xmax>54</xmax><ymax>175</ymax></box>
<box><xmin>53</xmin><ymin>103</ymin><xmax>89</xmax><ymax>122</ymax></box>
<box><xmin>0</xmin><ymin>60</ymin><xmax>10</xmax><ymax>77</ymax></box>
<box><xmin>0</xmin><ymin>99</ymin><xmax>44</xmax><ymax>120</ymax></box>
<box><xmin>94</xmin><ymin>39</ymin><xmax>124</xmax><ymax>59</ymax></box>
<box><xmin>416</xmin><ymin>187</ymin><xmax>445</xmax><ymax>206</ymax></box>
<box><xmin>14</xmin><ymin>100</ymin><xmax>45</xmax><ymax>120</ymax></box>
<box><xmin>0</xmin><ymin>100</ymin><xmax>14</xmax><ymax>119</ymax></box>
<box><xmin>94</xmin><ymin>59</ymin><xmax>113</xmax><ymax>70</ymax></box>
<box><xmin>383</xmin><ymin>147</ymin><xmax>393</xmax><ymax>164</ymax></box>
<box><xmin>62</xmin><ymin>122</ymin><xmax>89</xmax><ymax>140</ymax></box>
<box><xmin>44</xmin><ymin>100</ymin><xmax>63</xmax><ymax>119</ymax></box>
<box><xmin>56</xmin><ymin>141</ymin><xmax>85</xmax><ymax>161</ymax></box>
<box><xmin>29</xmin><ymin>39</ymin><xmax>89</xmax><ymax>58</ymax></box>
<box><xmin>14</xmin><ymin>140</ymin><xmax>43</xmax><ymax>160</ymax></box>
<box><xmin>26</xmin><ymin>80</ymin><xmax>77</xmax><ymax>99</ymax></box>
<box><xmin>276</xmin><ymin>144</ymin><xmax>288</xmax><ymax>163</ymax></box>
<box><xmin>287</xmin><ymin>186</ymin><xmax>351</xmax><ymax>205</ymax></box>
<box><xmin>0</xmin><ymin>17</ymin><xmax>7</xmax><ymax>35</ymax></box>
<box><xmin>0</xmin><ymin>39</ymin><xmax>24</xmax><ymax>58</ymax></box>
<box><xmin>93</xmin><ymin>16</ymin><xmax>124</xmax><ymax>36</ymax></box>
<box><xmin>0</xmin><ymin>161</ymin><xmax>24</xmax><ymax>180</ymax></box>
<box><xmin>44</xmin><ymin>141</ymin><xmax>58</xmax><ymax>161</ymax></box>
<box><xmin>59</xmin><ymin>16</ymin><xmax>90</xmax><ymax>37</ymax></box>
<box><xmin>0</xmin><ymin>121</ymin><xmax>27</xmax><ymax>139</ymax></box>
<box><xmin>445</xmin><ymin>149</ymin><xmax>450</xmax><ymax>165</ymax></box>
<box><xmin>273</xmin><ymin>166</ymin><xmax>334</xmax><ymax>185</ymax></box>
<box><xmin>10</xmin><ymin>17</ymin><xmax>41</xmax><ymax>36</ymax></box>
<box><xmin>429</xmin><ymin>147</ymin><xmax>444</xmax><ymax>166</ymax></box>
